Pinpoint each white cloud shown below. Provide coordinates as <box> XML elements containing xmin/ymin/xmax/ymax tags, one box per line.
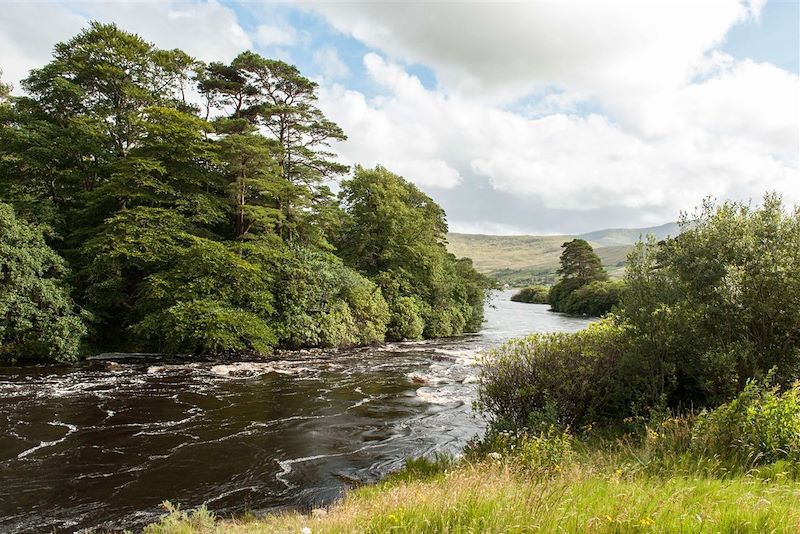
<box><xmin>0</xmin><ymin>3</ymin><xmax>85</xmax><ymax>91</ymax></box>
<box><xmin>255</xmin><ymin>23</ymin><xmax>297</xmax><ymax>47</ymax></box>
<box><xmin>312</xmin><ymin>2</ymin><xmax>751</xmax><ymax>97</ymax></box>
<box><xmin>1</xmin><ymin>1</ymin><xmax>796</xmax><ymax>233</ymax></box>
<box><xmin>313</xmin><ymin>46</ymin><xmax>351</xmax><ymax>80</ymax></box>
<box><xmin>0</xmin><ymin>1</ymin><xmax>251</xmax><ymax>90</ymax></box>
<box><xmin>318</xmin><ymin>52</ymin><xmax>799</xmax><ymax>227</ymax></box>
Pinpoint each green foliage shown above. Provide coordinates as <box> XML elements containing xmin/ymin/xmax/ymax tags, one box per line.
<box><xmin>557</xmin><ymin>239</ymin><xmax>608</xmax><ymax>284</ymax></box>
<box><xmin>691</xmin><ymin>377</ymin><xmax>800</xmax><ymax>466</ymax></box>
<box><xmin>389</xmin><ymin>453</ymin><xmax>455</xmax><ymax>483</ymax></box>
<box><xmin>619</xmin><ymin>193</ymin><xmax>800</xmax><ymax>405</ymax></box>
<box><xmin>0</xmin><ymin>202</ymin><xmax>86</xmax><ymax>362</ymax></box>
<box><xmin>131</xmin><ymin>239</ymin><xmax>277</xmax><ymax>354</ymax></box>
<box><xmin>481</xmin><ymin>194</ymin><xmax>800</xmax><ymax>444</ymax></box>
<box><xmin>199</xmin><ymin>52</ymin><xmax>348</xmax><ymax>244</ymax></box>
<box><xmin>467</xmin><ymin>426</ymin><xmax>574</xmax><ymax>473</ymax></box>
<box><xmin>387</xmin><ymin>296</ymin><xmax>425</xmax><ymax>341</ymax></box>
<box><xmin>273</xmin><ymin>245</ymin><xmax>389</xmax><ymax>348</ymax></box>
<box><xmin>338</xmin><ymin>165</ymin><xmax>490</xmax><ymax>341</ymax></box>
<box><xmin>0</xmin><ymin>24</ymin><xmax>486</xmax><ymax>360</ymax></box>
<box><xmin>549</xmin><ymin>239</ymin><xmax>610</xmax><ymax>314</ymax></box>
<box><xmin>478</xmin><ymin>320</ymin><xmax>632</xmax><ymax>429</ymax></box>
<box><xmin>559</xmin><ymin>280</ymin><xmax>622</xmax><ymax>316</ymax></box>
<box><xmin>510</xmin><ymin>285</ymin><xmax>550</xmax><ymax>304</ymax></box>
<box><xmin>134</xmin><ymin>300</ymin><xmax>275</xmax><ymax>356</ymax></box>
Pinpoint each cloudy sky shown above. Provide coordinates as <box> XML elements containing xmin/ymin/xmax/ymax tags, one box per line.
<box><xmin>1</xmin><ymin>0</ymin><xmax>798</xmax><ymax>234</ymax></box>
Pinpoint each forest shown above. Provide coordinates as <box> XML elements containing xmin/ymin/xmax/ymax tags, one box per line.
<box><xmin>0</xmin><ymin>23</ymin><xmax>490</xmax><ymax>364</ymax></box>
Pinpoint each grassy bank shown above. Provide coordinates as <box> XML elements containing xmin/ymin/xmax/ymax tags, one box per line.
<box><xmin>145</xmin><ymin>449</ymin><xmax>800</xmax><ymax>533</ymax></box>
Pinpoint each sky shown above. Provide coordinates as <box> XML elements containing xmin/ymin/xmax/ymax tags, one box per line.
<box><xmin>1</xmin><ymin>0</ymin><xmax>798</xmax><ymax>235</ymax></box>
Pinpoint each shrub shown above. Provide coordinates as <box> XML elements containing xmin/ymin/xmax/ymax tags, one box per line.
<box><xmin>134</xmin><ymin>299</ymin><xmax>275</xmax><ymax>355</ymax></box>
<box><xmin>274</xmin><ymin>245</ymin><xmax>389</xmax><ymax>348</ymax></box>
<box><xmin>691</xmin><ymin>378</ymin><xmax>800</xmax><ymax>466</ymax></box>
<box><xmin>560</xmin><ymin>280</ymin><xmax>623</xmax><ymax>316</ymax></box>
<box><xmin>478</xmin><ymin>320</ymin><xmax>633</xmax><ymax>429</ymax></box>
<box><xmin>619</xmin><ymin>194</ymin><xmax>800</xmax><ymax>405</ymax></box>
<box><xmin>0</xmin><ymin>202</ymin><xmax>86</xmax><ymax>363</ymax></box>
<box><xmin>387</xmin><ymin>296</ymin><xmax>424</xmax><ymax>341</ymax></box>
<box><xmin>510</xmin><ymin>285</ymin><xmax>550</xmax><ymax>304</ymax></box>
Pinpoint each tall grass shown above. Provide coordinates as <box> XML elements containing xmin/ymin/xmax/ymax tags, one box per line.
<box><xmin>145</xmin><ymin>458</ymin><xmax>800</xmax><ymax>534</ymax></box>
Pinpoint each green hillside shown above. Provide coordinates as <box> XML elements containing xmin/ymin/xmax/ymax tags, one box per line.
<box><xmin>447</xmin><ymin>223</ymin><xmax>677</xmax><ymax>286</ymax></box>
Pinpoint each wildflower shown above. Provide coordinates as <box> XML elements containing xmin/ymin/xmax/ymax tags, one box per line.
<box><xmin>301</xmin><ymin>528</ymin><xmax>312</xmax><ymax>534</ymax></box>
<box><xmin>639</xmin><ymin>517</ymin><xmax>655</xmax><ymax>526</ymax></box>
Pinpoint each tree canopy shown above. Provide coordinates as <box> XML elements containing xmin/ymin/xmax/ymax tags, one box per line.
<box><xmin>549</xmin><ymin>239</ymin><xmax>613</xmax><ymax>314</ymax></box>
<box><xmin>0</xmin><ymin>23</ymin><xmax>488</xmax><ymax>362</ymax></box>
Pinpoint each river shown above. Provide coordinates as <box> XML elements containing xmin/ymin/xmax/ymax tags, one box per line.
<box><xmin>0</xmin><ymin>290</ymin><xmax>593</xmax><ymax>533</ymax></box>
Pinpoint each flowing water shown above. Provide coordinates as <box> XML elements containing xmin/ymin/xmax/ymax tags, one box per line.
<box><xmin>0</xmin><ymin>291</ymin><xmax>593</xmax><ymax>533</ymax></box>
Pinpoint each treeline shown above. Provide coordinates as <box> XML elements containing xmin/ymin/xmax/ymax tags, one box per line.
<box><xmin>0</xmin><ymin>23</ymin><xmax>490</xmax><ymax>364</ymax></box>
<box><xmin>511</xmin><ymin>239</ymin><xmax>622</xmax><ymax>316</ymax></box>
<box><xmin>482</xmin><ymin>194</ymin><xmax>800</xmax><ymax>430</ymax></box>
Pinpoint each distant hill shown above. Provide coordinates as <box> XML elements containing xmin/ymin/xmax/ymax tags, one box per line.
<box><xmin>577</xmin><ymin>222</ymin><xmax>680</xmax><ymax>247</ymax></box>
<box><xmin>447</xmin><ymin>222</ymin><xmax>678</xmax><ymax>287</ymax></box>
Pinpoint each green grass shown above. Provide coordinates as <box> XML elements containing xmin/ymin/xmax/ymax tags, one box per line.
<box><xmin>144</xmin><ymin>448</ymin><xmax>800</xmax><ymax>533</ymax></box>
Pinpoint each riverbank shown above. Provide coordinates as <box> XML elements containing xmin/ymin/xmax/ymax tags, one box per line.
<box><xmin>145</xmin><ymin>447</ymin><xmax>800</xmax><ymax>533</ymax></box>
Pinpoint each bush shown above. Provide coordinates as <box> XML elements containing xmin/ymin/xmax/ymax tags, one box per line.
<box><xmin>134</xmin><ymin>299</ymin><xmax>276</xmax><ymax>355</ymax></box>
<box><xmin>620</xmin><ymin>194</ymin><xmax>800</xmax><ymax>406</ymax></box>
<box><xmin>478</xmin><ymin>320</ymin><xmax>633</xmax><ymax>430</ymax></box>
<box><xmin>560</xmin><ymin>280</ymin><xmax>622</xmax><ymax>316</ymax></box>
<box><xmin>274</xmin><ymin>246</ymin><xmax>389</xmax><ymax>348</ymax></box>
<box><xmin>0</xmin><ymin>202</ymin><xmax>86</xmax><ymax>363</ymax></box>
<box><xmin>691</xmin><ymin>378</ymin><xmax>800</xmax><ymax>466</ymax></box>
<box><xmin>510</xmin><ymin>285</ymin><xmax>550</xmax><ymax>304</ymax></box>
<box><xmin>387</xmin><ymin>296</ymin><xmax>424</xmax><ymax>340</ymax></box>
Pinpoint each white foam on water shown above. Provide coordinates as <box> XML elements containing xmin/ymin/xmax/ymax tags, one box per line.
<box><xmin>415</xmin><ymin>388</ymin><xmax>466</xmax><ymax>406</ymax></box>
<box><xmin>407</xmin><ymin>372</ymin><xmax>450</xmax><ymax>385</ymax></box>
<box><xmin>17</xmin><ymin>421</ymin><xmax>78</xmax><ymax>459</ymax></box>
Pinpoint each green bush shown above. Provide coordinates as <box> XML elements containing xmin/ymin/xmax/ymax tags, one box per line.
<box><xmin>134</xmin><ymin>299</ymin><xmax>276</xmax><ymax>355</ymax></box>
<box><xmin>274</xmin><ymin>246</ymin><xmax>389</xmax><ymax>348</ymax></box>
<box><xmin>0</xmin><ymin>202</ymin><xmax>87</xmax><ymax>363</ymax></box>
<box><xmin>560</xmin><ymin>280</ymin><xmax>622</xmax><ymax>316</ymax></box>
<box><xmin>691</xmin><ymin>378</ymin><xmax>800</xmax><ymax>466</ymax></box>
<box><xmin>510</xmin><ymin>285</ymin><xmax>550</xmax><ymax>304</ymax></box>
<box><xmin>478</xmin><ymin>320</ymin><xmax>633</xmax><ymax>430</ymax></box>
<box><xmin>387</xmin><ymin>296</ymin><xmax>424</xmax><ymax>341</ymax></box>
<box><xmin>620</xmin><ymin>194</ymin><xmax>800</xmax><ymax>406</ymax></box>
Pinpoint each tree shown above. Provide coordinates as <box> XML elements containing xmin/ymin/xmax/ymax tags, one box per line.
<box><xmin>338</xmin><ymin>165</ymin><xmax>489</xmax><ymax>339</ymax></box>
<box><xmin>215</xmin><ymin>119</ymin><xmax>283</xmax><ymax>240</ymax></box>
<box><xmin>620</xmin><ymin>193</ymin><xmax>800</xmax><ymax>406</ymax></box>
<box><xmin>0</xmin><ymin>23</ymin><xmax>201</xmax><ymax>231</ymax></box>
<box><xmin>0</xmin><ymin>24</ymin><xmax>488</xmax><ymax>358</ymax></box>
<box><xmin>550</xmin><ymin>239</ymin><xmax>608</xmax><ymax>313</ymax></box>
<box><xmin>0</xmin><ymin>69</ymin><xmax>10</xmax><ymax>100</ymax></box>
<box><xmin>557</xmin><ymin>239</ymin><xmax>607</xmax><ymax>284</ymax></box>
<box><xmin>200</xmin><ymin>53</ymin><xmax>348</xmax><ymax>243</ymax></box>
<box><xmin>0</xmin><ymin>202</ymin><xmax>86</xmax><ymax>362</ymax></box>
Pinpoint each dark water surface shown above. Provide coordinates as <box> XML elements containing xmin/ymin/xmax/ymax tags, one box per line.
<box><xmin>0</xmin><ymin>291</ymin><xmax>592</xmax><ymax>533</ymax></box>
